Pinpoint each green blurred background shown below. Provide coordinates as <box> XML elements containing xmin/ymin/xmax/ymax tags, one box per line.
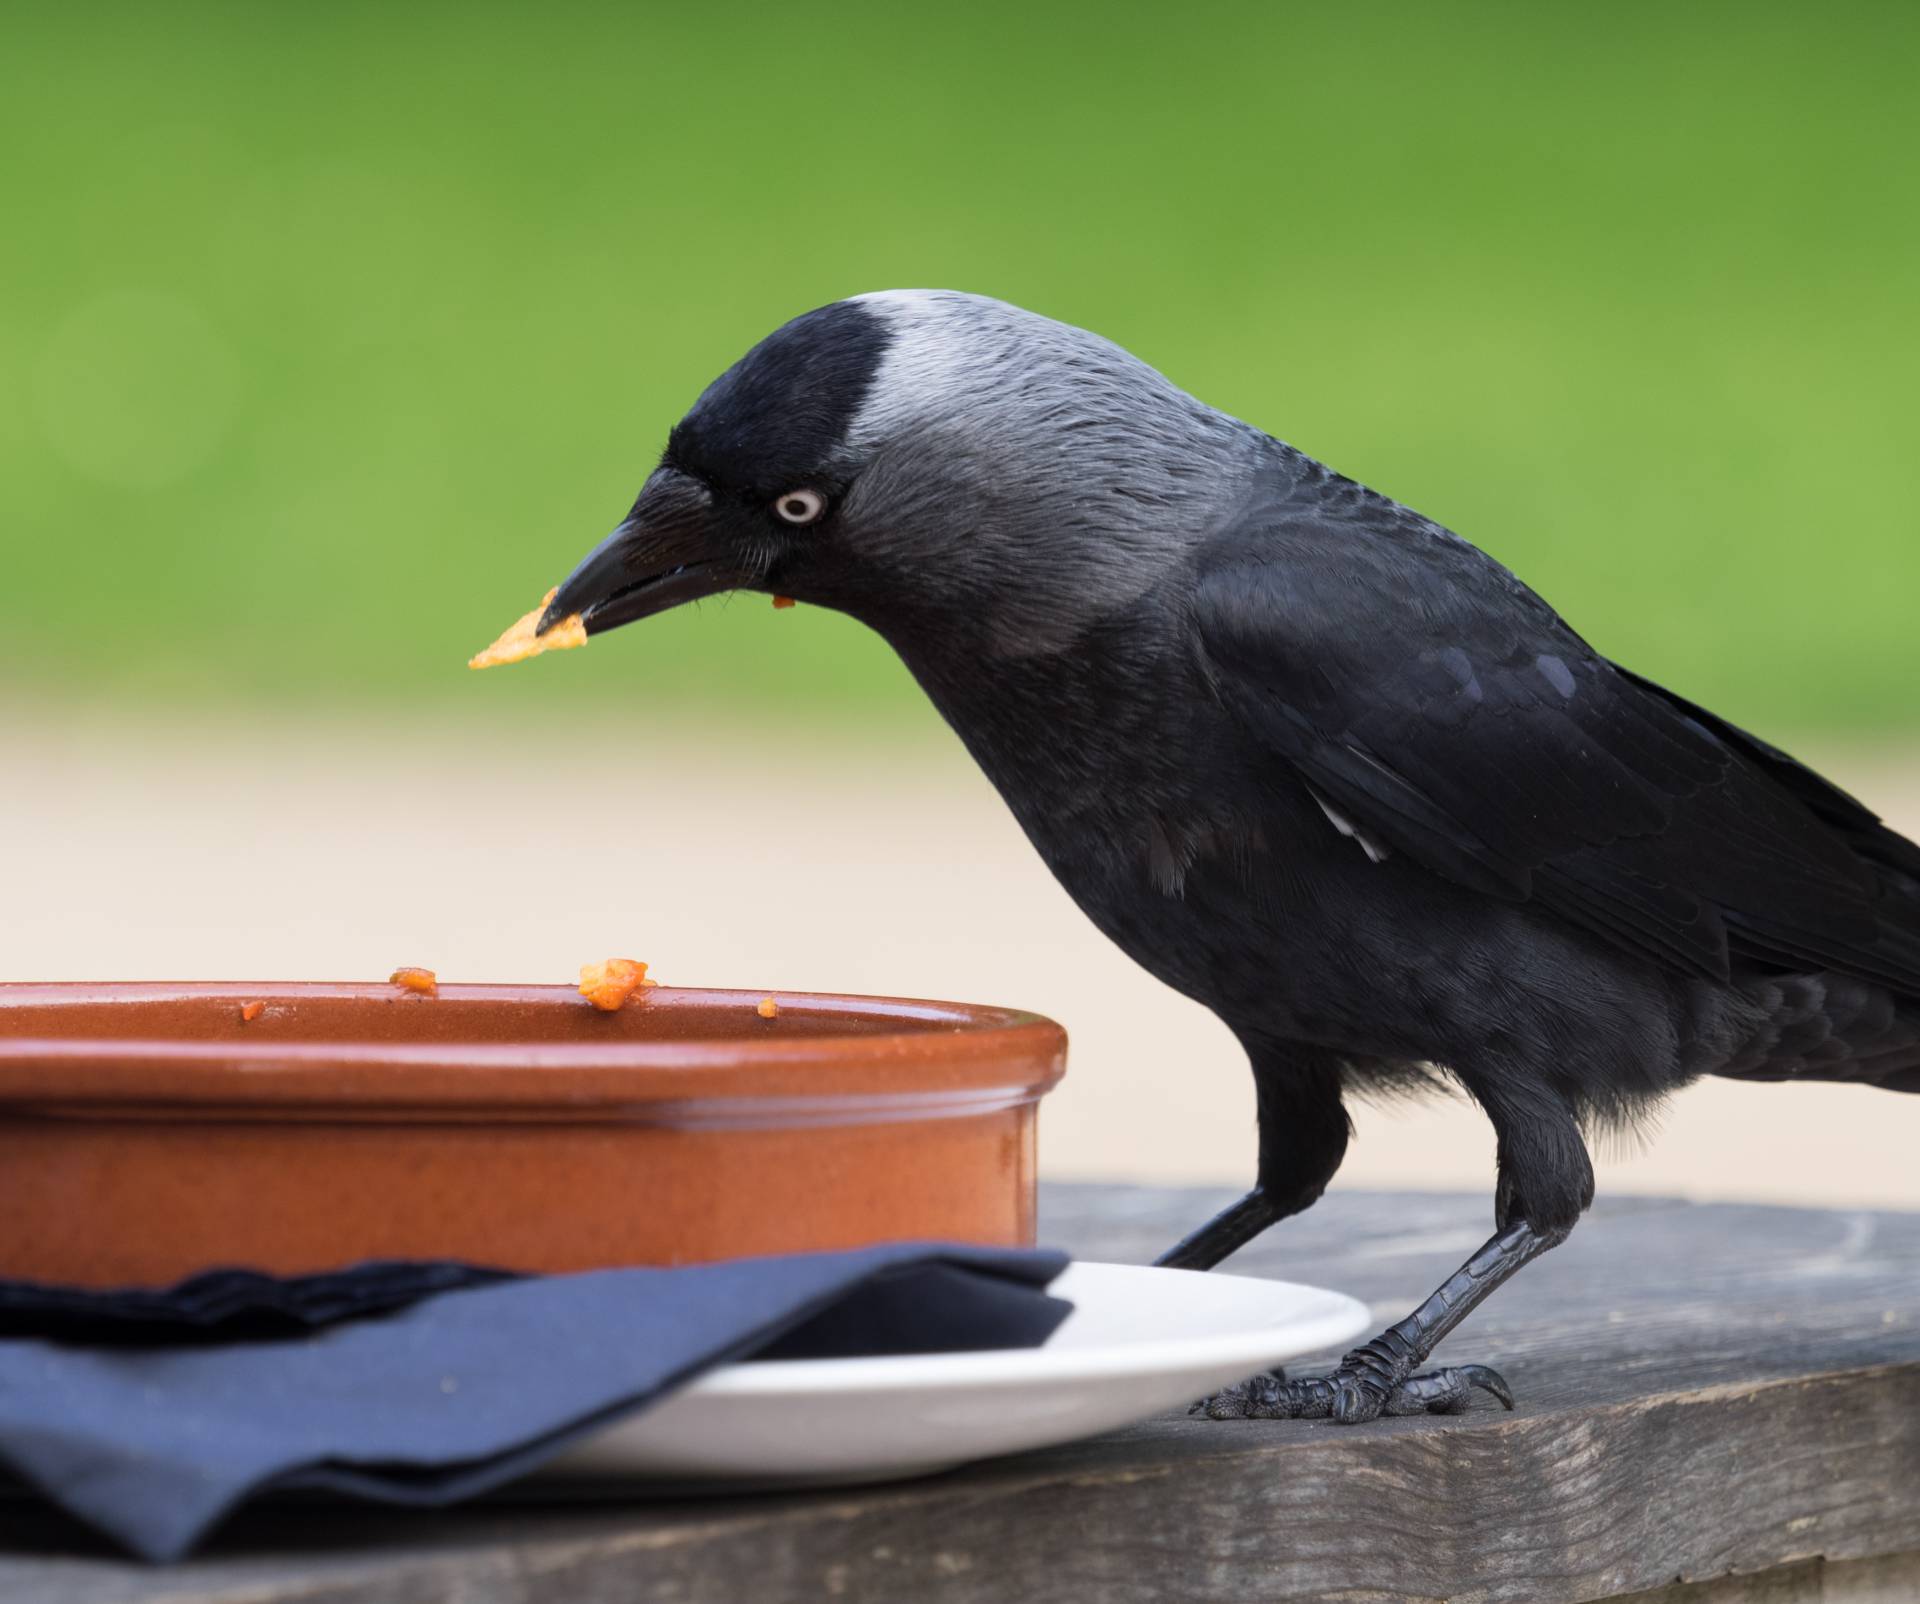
<box><xmin>4</xmin><ymin>2</ymin><xmax>1919</xmax><ymax>1205</ymax></box>
<box><xmin>3</xmin><ymin>0</ymin><xmax>1916</xmax><ymax>729</ymax></box>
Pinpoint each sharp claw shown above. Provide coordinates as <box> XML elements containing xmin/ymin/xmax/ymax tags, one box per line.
<box><xmin>1460</xmin><ymin>1364</ymin><xmax>1515</xmax><ymax>1410</ymax></box>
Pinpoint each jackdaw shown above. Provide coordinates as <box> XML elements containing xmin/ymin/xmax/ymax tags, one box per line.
<box><xmin>536</xmin><ymin>290</ymin><xmax>1920</xmax><ymax>1421</ymax></box>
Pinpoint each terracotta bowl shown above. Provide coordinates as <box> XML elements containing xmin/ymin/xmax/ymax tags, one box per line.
<box><xmin>0</xmin><ymin>983</ymin><xmax>1067</xmax><ymax>1289</ymax></box>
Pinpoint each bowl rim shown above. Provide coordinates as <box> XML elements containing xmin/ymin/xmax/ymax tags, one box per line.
<box><xmin>0</xmin><ymin>982</ymin><xmax>1068</xmax><ymax>1114</ymax></box>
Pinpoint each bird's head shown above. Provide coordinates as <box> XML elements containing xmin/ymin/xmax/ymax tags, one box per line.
<box><xmin>541</xmin><ymin>290</ymin><xmax>1253</xmax><ymax>658</ymax></box>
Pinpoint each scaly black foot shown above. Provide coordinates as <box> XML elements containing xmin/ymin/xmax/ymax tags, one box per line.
<box><xmin>1187</xmin><ymin>1217</ymin><xmax>1565</xmax><ymax>1425</ymax></box>
<box><xmin>1193</xmin><ymin>1356</ymin><xmax>1513</xmax><ymax>1423</ymax></box>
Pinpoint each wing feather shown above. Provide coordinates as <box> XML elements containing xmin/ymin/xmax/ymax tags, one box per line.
<box><xmin>1193</xmin><ymin>481</ymin><xmax>1920</xmax><ymax>996</ymax></box>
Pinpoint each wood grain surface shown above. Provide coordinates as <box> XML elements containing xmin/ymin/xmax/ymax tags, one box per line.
<box><xmin>4</xmin><ymin>1185</ymin><xmax>1916</xmax><ymax>1603</ymax></box>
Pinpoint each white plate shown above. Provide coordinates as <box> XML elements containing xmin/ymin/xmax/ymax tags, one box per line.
<box><xmin>535</xmin><ymin>1262</ymin><xmax>1372</xmax><ymax>1489</ymax></box>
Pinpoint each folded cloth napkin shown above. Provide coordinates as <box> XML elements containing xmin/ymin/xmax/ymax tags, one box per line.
<box><xmin>0</xmin><ymin>1243</ymin><xmax>1069</xmax><ymax>1563</ymax></box>
<box><xmin>0</xmin><ymin>1260</ymin><xmax>517</xmax><ymax>1344</ymax></box>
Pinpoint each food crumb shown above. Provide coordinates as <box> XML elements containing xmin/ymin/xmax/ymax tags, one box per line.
<box><xmin>771</xmin><ymin>595</ymin><xmax>796</xmax><ymax>609</ymax></box>
<box><xmin>756</xmin><ymin>996</ymin><xmax>779</xmax><ymax>1019</ymax></box>
<box><xmin>579</xmin><ymin>958</ymin><xmax>651</xmax><ymax>1012</ymax></box>
<box><xmin>239</xmin><ymin>1001</ymin><xmax>265</xmax><ymax>1023</ymax></box>
<box><xmin>468</xmin><ymin>587</ymin><xmax>589</xmax><ymax>670</ymax></box>
<box><xmin>390</xmin><ymin>967</ymin><xmax>438</xmax><ymax>996</ymax></box>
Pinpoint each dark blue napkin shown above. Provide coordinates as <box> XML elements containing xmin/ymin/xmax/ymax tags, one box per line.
<box><xmin>0</xmin><ymin>1244</ymin><xmax>1070</xmax><ymax>1562</ymax></box>
<box><xmin>0</xmin><ymin>1260</ymin><xmax>516</xmax><ymax>1344</ymax></box>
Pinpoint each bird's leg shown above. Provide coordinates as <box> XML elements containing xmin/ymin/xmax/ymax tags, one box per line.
<box><xmin>1155</xmin><ymin>1049</ymin><xmax>1350</xmax><ymax>1272</ymax></box>
<box><xmin>1197</xmin><ymin>1219</ymin><xmax>1564</xmax><ymax>1422</ymax></box>
<box><xmin>1155</xmin><ymin>1188</ymin><xmax>1287</xmax><ymax>1270</ymax></box>
<box><xmin>1195</xmin><ymin>1074</ymin><xmax>1592</xmax><ymax>1424</ymax></box>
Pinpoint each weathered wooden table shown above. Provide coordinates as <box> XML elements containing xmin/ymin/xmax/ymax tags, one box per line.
<box><xmin>4</xmin><ymin>1185</ymin><xmax>1917</xmax><ymax>1603</ymax></box>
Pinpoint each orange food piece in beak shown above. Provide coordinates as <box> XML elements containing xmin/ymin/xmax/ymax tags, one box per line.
<box><xmin>468</xmin><ymin>588</ymin><xmax>589</xmax><ymax>670</ymax></box>
<box><xmin>579</xmin><ymin>958</ymin><xmax>654</xmax><ymax>1012</ymax></box>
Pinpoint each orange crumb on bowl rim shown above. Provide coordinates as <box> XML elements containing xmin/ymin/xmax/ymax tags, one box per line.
<box><xmin>579</xmin><ymin>958</ymin><xmax>652</xmax><ymax>1012</ymax></box>
<box><xmin>389</xmin><ymin>967</ymin><xmax>439</xmax><ymax>996</ymax></box>
<box><xmin>756</xmin><ymin>996</ymin><xmax>779</xmax><ymax>1019</ymax></box>
<box><xmin>239</xmin><ymin>1001</ymin><xmax>265</xmax><ymax>1023</ymax></box>
<box><xmin>468</xmin><ymin>587</ymin><xmax>589</xmax><ymax>670</ymax></box>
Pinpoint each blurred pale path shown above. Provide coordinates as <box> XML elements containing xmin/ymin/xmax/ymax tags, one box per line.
<box><xmin>7</xmin><ymin>711</ymin><xmax>1916</xmax><ymax>1210</ymax></box>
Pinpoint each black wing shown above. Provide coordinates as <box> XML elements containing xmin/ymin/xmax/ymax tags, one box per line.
<box><xmin>1192</xmin><ymin>475</ymin><xmax>1920</xmax><ymax>995</ymax></box>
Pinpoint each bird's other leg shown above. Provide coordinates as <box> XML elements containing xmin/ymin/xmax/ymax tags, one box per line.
<box><xmin>1203</xmin><ymin>1074</ymin><xmax>1593</xmax><ymax>1424</ymax></box>
<box><xmin>1155</xmin><ymin>1046</ymin><xmax>1350</xmax><ymax>1271</ymax></box>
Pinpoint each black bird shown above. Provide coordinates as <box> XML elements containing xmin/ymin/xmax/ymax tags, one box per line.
<box><xmin>537</xmin><ymin>291</ymin><xmax>1920</xmax><ymax>1421</ymax></box>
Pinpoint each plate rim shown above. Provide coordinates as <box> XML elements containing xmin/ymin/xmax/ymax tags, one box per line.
<box><xmin>683</xmin><ymin>1262</ymin><xmax>1372</xmax><ymax>1398</ymax></box>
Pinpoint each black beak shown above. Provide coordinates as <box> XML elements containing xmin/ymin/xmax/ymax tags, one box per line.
<box><xmin>539</xmin><ymin>466</ymin><xmax>741</xmax><ymax>637</ymax></box>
